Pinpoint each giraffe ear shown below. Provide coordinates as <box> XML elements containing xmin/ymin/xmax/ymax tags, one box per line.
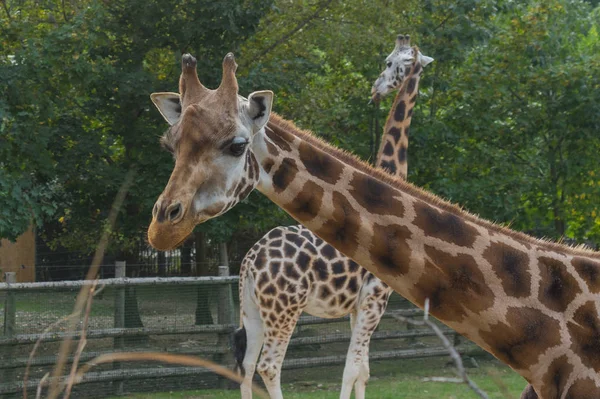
<box><xmin>246</xmin><ymin>90</ymin><xmax>273</xmax><ymax>132</ymax></box>
<box><xmin>419</xmin><ymin>53</ymin><xmax>434</xmax><ymax>67</ymax></box>
<box><xmin>150</xmin><ymin>92</ymin><xmax>182</xmax><ymax>126</ymax></box>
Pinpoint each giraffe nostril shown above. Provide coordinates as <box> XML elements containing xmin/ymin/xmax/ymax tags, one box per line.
<box><xmin>152</xmin><ymin>203</ymin><xmax>159</xmax><ymax>218</ymax></box>
<box><xmin>166</xmin><ymin>202</ymin><xmax>183</xmax><ymax>223</ymax></box>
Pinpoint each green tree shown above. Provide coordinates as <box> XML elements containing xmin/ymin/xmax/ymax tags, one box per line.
<box><xmin>0</xmin><ymin>0</ymin><xmax>278</xmax><ymax>252</ymax></box>
<box><xmin>410</xmin><ymin>0</ymin><xmax>600</xmax><ymax>242</ymax></box>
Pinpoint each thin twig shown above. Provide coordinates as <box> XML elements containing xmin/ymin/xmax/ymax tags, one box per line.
<box><xmin>46</xmin><ymin>169</ymin><xmax>135</xmax><ymax>399</ymax></box>
<box><xmin>23</xmin><ymin>313</ymin><xmax>80</xmax><ymax>399</ymax></box>
<box><xmin>238</xmin><ymin>0</ymin><xmax>334</xmax><ymax>69</ymax></box>
<box><xmin>63</xmin><ymin>281</ymin><xmax>97</xmax><ymax>398</ymax></box>
<box><xmin>61</xmin><ymin>0</ymin><xmax>69</xmax><ymax>22</ymax></box>
<box><xmin>392</xmin><ymin>299</ymin><xmax>490</xmax><ymax>399</ymax></box>
<box><xmin>0</xmin><ymin>0</ymin><xmax>11</xmax><ymax>21</ymax></box>
<box><xmin>35</xmin><ymin>373</ymin><xmax>50</xmax><ymax>399</ymax></box>
<box><xmin>93</xmin><ymin>283</ymin><xmax>106</xmax><ymax>298</ymax></box>
<box><xmin>73</xmin><ymin>352</ymin><xmax>269</xmax><ymax>398</ymax></box>
<box><xmin>422</xmin><ymin>376</ymin><xmax>464</xmax><ymax>383</ymax></box>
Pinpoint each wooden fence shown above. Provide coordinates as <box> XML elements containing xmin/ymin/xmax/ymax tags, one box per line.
<box><xmin>0</xmin><ymin>267</ymin><xmax>484</xmax><ymax>398</ymax></box>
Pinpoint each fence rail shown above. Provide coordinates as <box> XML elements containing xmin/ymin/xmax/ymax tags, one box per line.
<box><xmin>0</xmin><ymin>276</ymin><xmax>240</xmax><ymax>292</ymax></box>
<box><xmin>0</xmin><ymin>264</ymin><xmax>481</xmax><ymax>398</ymax></box>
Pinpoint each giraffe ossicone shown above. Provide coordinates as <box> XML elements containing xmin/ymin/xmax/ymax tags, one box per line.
<box><xmin>148</xmin><ymin>52</ymin><xmax>600</xmax><ymax>399</ymax></box>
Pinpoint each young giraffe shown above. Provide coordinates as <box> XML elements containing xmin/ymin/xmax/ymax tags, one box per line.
<box><xmin>148</xmin><ymin>53</ymin><xmax>600</xmax><ymax>398</ymax></box>
<box><xmin>233</xmin><ymin>35</ymin><xmax>433</xmax><ymax>399</ymax></box>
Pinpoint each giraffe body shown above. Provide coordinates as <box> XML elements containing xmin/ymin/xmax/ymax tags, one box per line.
<box><xmin>237</xmin><ymin>226</ymin><xmax>388</xmax><ymax>399</ymax></box>
<box><xmin>233</xmin><ymin>36</ymin><xmax>431</xmax><ymax>399</ymax></box>
<box><xmin>148</xmin><ymin>52</ymin><xmax>600</xmax><ymax>399</ymax></box>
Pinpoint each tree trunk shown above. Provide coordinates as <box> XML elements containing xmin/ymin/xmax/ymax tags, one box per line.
<box><xmin>123</xmin><ymin>254</ymin><xmax>147</xmax><ymax>345</ymax></box>
<box><xmin>219</xmin><ymin>242</ymin><xmax>229</xmax><ymax>268</ymax></box>
<box><xmin>181</xmin><ymin>239</ymin><xmax>192</xmax><ymax>276</ymax></box>
<box><xmin>195</xmin><ymin>231</ymin><xmax>213</xmax><ymax>325</ymax></box>
<box><xmin>157</xmin><ymin>251</ymin><xmax>166</xmax><ymax>277</ymax></box>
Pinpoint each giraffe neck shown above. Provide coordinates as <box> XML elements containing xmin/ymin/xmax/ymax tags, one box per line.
<box><xmin>375</xmin><ymin>62</ymin><xmax>423</xmax><ymax>179</ymax></box>
<box><xmin>254</xmin><ymin>114</ymin><xmax>600</xmax><ymax>385</ymax></box>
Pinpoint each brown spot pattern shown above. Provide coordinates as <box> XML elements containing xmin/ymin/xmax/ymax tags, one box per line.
<box><xmin>538</xmin><ymin>355</ymin><xmax>572</xmax><ymax>399</ymax></box>
<box><xmin>262</xmin><ymin>158</ymin><xmax>275</xmax><ymax>174</ymax></box>
<box><xmin>394</xmin><ymin>101</ymin><xmax>406</xmax><ymax>121</ymax></box>
<box><xmin>348</xmin><ymin>172</ymin><xmax>404</xmax><ymax>218</ymax></box>
<box><xmin>480</xmin><ymin>307</ymin><xmax>561</xmax><ymax>370</ymax></box>
<box><xmin>388</xmin><ymin>127</ymin><xmax>402</xmax><ymax>143</ymax></box>
<box><xmin>398</xmin><ymin>145</ymin><xmax>407</xmax><ymax>163</ymax></box>
<box><xmin>284</xmin><ymin>180</ymin><xmax>324</xmax><ymax>223</ymax></box>
<box><xmin>483</xmin><ymin>241</ymin><xmax>531</xmax><ymax>297</ymax></box>
<box><xmin>265</xmin><ymin>127</ymin><xmax>292</xmax><ymax>152</ymax></box>
<box><xmin>567</xmin><ymin>301</ymin><xmax>600</xmax><ymax>373</ymax></box>
<box><xmin>572</xmin><ymin>257</ymin><xmax>600</xmax><ymax>293</ymax></box>
<box><xmin>411</xmin><ymin>245</ymin><xmax>494</xmax><ymax>322</ymax></box>
<box><xmin>316</xmin><ymin>191</ymin><xmax>361</xmax><ymax>259</ymax></box>
<box><xmin>370</xmin><ymin>223</ymin><xmax>412</xmax><ymax>275</ymax></box>
<box><xmin>538</xmin><ymin>256</ymin><xmax>581</xmax><ymax>312</ymax></box>
<box><xmin>413</xmin><ymin>202</ymin><xmax>479</xmax><ymax>247</ymax></box>
<box><xmin>520</xmin><ymin>384</ymin><xmax>538</xmax><ymax>399</ymax></box>
<box><xmin>272</xmin><ymin>157</ymin><xmax>298</xmax><ymax>193</ymax></box>
<box><xmin>565</xmin><ymin>377</ymin><xmax>600</xmax><ymax>399</ymax></box>
<box><xmin>298</xmin><ymin>141</ymin><xmax>344</xmax><ymax>185</ymax></box>
<box><xmin>407</xmin><ymin>77</ymin><xmax>417</xmax><ymax>95</ymax></box>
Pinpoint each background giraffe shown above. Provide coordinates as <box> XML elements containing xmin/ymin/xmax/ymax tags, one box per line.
<box><xmin>233</xmin><ymin>35</ymin><xmax>433</xmax><ymax>399</ymax></box>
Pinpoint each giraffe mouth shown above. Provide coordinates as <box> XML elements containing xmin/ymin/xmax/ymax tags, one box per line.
<box><xmin>370</xmin><ymin>92</ymin><xmax>382</xmax><ymax>104</ymax></box>
<box><xmin>147</xmin><ymin>217</ymin><xmax>196</xmax><ymax>251</ymax></box>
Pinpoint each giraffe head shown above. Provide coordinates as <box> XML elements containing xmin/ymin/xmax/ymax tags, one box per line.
<box><xmin>148</xmin><ymin>53</ymin><xmax>273</xmax><ymax>250</ymax></box>
<box><xmin>371</xmin><ymin>34</ymin><xmax>434</xmax><ymax>102</ymax></box>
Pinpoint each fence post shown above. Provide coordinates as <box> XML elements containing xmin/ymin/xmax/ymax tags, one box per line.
<box><xmin>113</xmin><ymin>261</ymin><xmax>126</xmax><ymax>396</ymax></box>
<box><xmin>1</xmin><ymin>272</ymin><xmax>17</xmax><ymax>399</ymax></box>
<box><xmin>216</xmin><ymin>266</ymin><xmax>235</xmax><ymax>389</ymax></box>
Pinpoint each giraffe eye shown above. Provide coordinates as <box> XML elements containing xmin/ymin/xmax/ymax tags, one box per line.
<box><xmin>387</xmin><ymin>61</ymin><xmax>392</xmax><ymax>68</ymax></box>
<box><xmin>229</xmin><ymin>137</ymin><xmax>248</xmax><ymax>157</ymax></box>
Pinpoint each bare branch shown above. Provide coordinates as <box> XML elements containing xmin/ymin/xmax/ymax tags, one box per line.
<box><xmin>61</xmin><ymin>0</ymin><xmax>70</xmax><ymax>22</ymax></box>
<box><xmin>433</xmin><ymin>14</ymin><xmax>453</xmax><ymax>32</ymax></box>
<box><xmin>73</xmin><ymin>352</ymin><xmax>269</xmax><ymax>398</ymax></box>
<box><xmin>63</xmin><ymin>281</ymin><xmax>98</xmax><ymax>398</ymax></box>
<box><xmin>1</xmin><ymin>0</ymin><xmax>12</xmax><ymax>21</ymax></box>
<box><xmin>35</xmin><ymin>373</ymin><xmax>50</xmax><ymax>399</ymax></box>
<box><xmin>392</xmin><ymin>299</ymin><xmax>490</xmax><ymax>399</ymax></box>
<box><xmin>239</xmin><ymin>0</ymin><xmax>335</xmax><ymax>69</ymax></box>
<box><xmin>46</xmin><ymin>169</ymin><xmax>135</xmax><ymax>399</ymax></box>
<box><xmin>23</xmin><ymin>313</ymin><xmax>80</xmax><ymax>398</ymax></box>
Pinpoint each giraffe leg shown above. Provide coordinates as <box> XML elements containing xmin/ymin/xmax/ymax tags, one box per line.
<box><xmin>340</xmin><ymin>320</ymin><xmax>373</xmax><ymax>399</ymax></box>
<box><xmin>339</xmin><ymin>311</ymin><xmax>360</xmax><ymax>399</ymax></box>
<box><xmin>520</xmin><ymin>384</ymin><xmax>539</xmax><ymax>399</ymax></box>
<box><xmin>354</xmin><ymin>349</ymin><xmax>370</xmax><ymax>399</ymax></box>
<box><xmin>256</xmin><ymin>312</ymin><xmax>300</xmax><ymax>399</ymax></box>
<box><xmin>239</xmin><ymin>297</ymin><xmax>264</xmax><ymax>399</ymax></box>
<box><xmin>340</xmin><ymin>292</ymin><xmax>388</xmax><ymax>399</ymax></box>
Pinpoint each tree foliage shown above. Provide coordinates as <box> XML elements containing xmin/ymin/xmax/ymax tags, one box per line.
<box><xmin>1</xmin><ymin>0</ymin><xmax>598</xmax><ymax>255</ymax></box>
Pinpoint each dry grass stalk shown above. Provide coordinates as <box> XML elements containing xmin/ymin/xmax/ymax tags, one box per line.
<box><xmin>23</xmin><ymin>313</ymin><xmax>80</xmax><ymax>398</ymax></box>
<box><xmin>63</xmin><ymin>281</ymin><xmax>97</xmax><ymax>398</ymax></box>
<box><xmin>35</xmin><ymin>373</ymin><xmax>50</xmax><ymax>399</ymax></box>
<box><xmin>32</xmin><ymin>170</ymin><xmax>266</xmax><ymax>398</ymax></box>
<box><xmin>72</xmin><ymin>352</ymin><xmax>269</xmax><ymax>398</ymax></box>
<box><xmin>24</xmin><ymin>284</ymin><xmax>102</xmax><ymax>398</ymax></box>
<box><xmin>392</xmin><ymin>298</ymin><xmax>490</xmax><ymax>399</ymax></box>
<box><xmin>46</xmin><ymin>170</ymin><xmax>135</xmax><ymax>399</ymax></box>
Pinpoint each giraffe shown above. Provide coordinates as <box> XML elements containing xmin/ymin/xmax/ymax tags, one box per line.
<box><xmin>231</xmin><ymin>35</ymin><xmax>433</xmax><ymax>399</ymax></box>
<box><xmin>147</xmin><ymin>53</ymin><xmax>600</xmax><ymax>398</ymax></box>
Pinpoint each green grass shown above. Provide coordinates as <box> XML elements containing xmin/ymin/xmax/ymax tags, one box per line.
<box><xmin>109</xmin><ymin>357</ymin><xmax>526</xmax><ymax>399</ymax></box>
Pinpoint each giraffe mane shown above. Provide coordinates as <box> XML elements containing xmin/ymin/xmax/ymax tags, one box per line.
<box><xmin>268</xmin><ymin>113</ymin><xmax>600</xmax><ymax>259</ymax></box>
